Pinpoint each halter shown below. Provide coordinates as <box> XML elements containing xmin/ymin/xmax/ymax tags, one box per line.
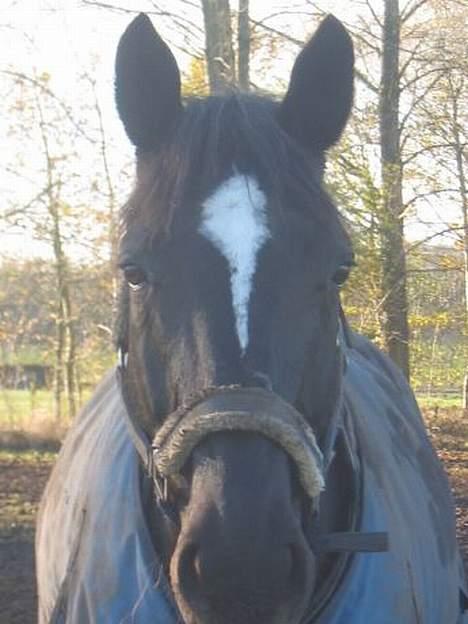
<box><xmin>117</xmin><ymin>311</ymin><xmax>388</xmax><ymax>557</ymax></box>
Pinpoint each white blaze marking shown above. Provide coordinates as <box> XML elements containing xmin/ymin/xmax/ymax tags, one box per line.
<box><xmin>199</xmin><ymin>174</ymin><xmax>270</xmax><ymax>353</ymax></box>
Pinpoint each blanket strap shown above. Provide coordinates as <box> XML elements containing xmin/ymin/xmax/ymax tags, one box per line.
<box><xmin>314</xmin><ymin>531</ymin><xmax>389</xmax><ymax>553</ymax></box>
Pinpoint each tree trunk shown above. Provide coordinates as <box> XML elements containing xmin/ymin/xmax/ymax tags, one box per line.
<box><xmin>201</xmin><ymin>0</ymin><xmax>236</xmax><ymax>93</ymax></box>
<box><xmin>52</xmin><ymin>207</ymin><xmax>76</xmax><ymax>419</ymax></box>
<box><xmin>92</xmin><ymin>80</ymin><xmax>119</xmax><ymax>311</ymax></box>
<box><xmin>37</xmin><ymin>94</ymin><xmax>78</xmax><ymax>419</ymax></box>
<box><xmin>447</xmin><ymin>73</ymin><xmax>468</xmax><ymax>410</ymax></box>
<box><xmin>238</xmin><ymin>0</ymin><xmax>250</xmax><ymax>91</ymax></box>
<box><xmin>379</xmin><ymin>0</ymin><xmax>410</xmax><ymax>379</ymax></box>
<box><xmin>53</xmin><ymin>302</ymin><xmax>64</xmax><ymax>422</ymax></box>
<box><xmin>63</xmin><ymin>290</ymin><xmax>77</xmax><ymax>418</ymax></box>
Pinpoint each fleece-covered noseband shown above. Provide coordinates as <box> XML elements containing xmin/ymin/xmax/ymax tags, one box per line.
<box><xmin>118</xmin><ymin>375</ymin><xmax>325</xmax><ymax>506</ymax></box>
<box><xmin>153</xmin><ymin>386</ymin><xmax>325</xmax><ymax>501</ymax></box>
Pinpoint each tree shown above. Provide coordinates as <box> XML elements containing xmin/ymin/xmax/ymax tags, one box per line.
<box><xmin>323</xmin><ymin>0</ymin><xmax>464</xmax><ymax>380</ymax></box>
<box><xmin>201</xmin><ymin>0</ymin><xmax>236</xmax><ymax>92</ymax></box>
<box><xmin>4</xmin><ymin>0</ymin><xmax>466</xmax><ymax>400</ymax></box>
<box><xmin>238</xmin><ymin>0</ymin><xmax>250</xmax><ymax>90</ymax></box>
<box><xmin>378</xmin><ymin>0</ymin><xmax>410</xmax><ymax>378</ymax></box>
<box><xmin>83</xmin><ymin>0</ymin><xmax>252</xmax><ymax>94</ymax></box>
<box><xmin>411</xmin><ymin>0</ymin><xmax>468</xmax><ymax>406</ymax></box>
<box><xmin>1</xmin><ymin>71</ymin><xmax>80</xmax><ymax>419</ymax></box>
<box><xmin>1</xmin><ymin>62</ymin><xmax>124</xmax><ymax>417</ymax></box>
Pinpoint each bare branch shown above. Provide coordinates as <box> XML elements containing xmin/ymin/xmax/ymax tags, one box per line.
<box><xmin>81</xmin><ymin>0</ymin><xmax>204</xmax><ymax>59</ymax></box>
<box><xmin>249</xmin><ymin>17</ymin><xmax>303</xmax><ymax>47</ymax></box>
<box><xmin>351</xmin><ymin>26</ymin><xmax>381</xmax><ymax>54</ymax></box>
<box><xmin>401</xmin><ymin>0</ymin><xmax>431</xmax><ymax>24</ymax></box>
<box><xmin>149</xmin><ymin>1</ymin><xmax>204</xmax><ymax>35</ymax></box>
<box><xmin>1</xmin><ymin>69</ymin><xmax>92</xmax><ymax>141</ymax></box>
<box><xmin>402</xmin><ymin>143</ymin><xmax>463</xmax><ymax>166</ymax></box>
<box><xmin>401</xmin><ymin>188</ymin><xmax>459</xmax><ymax>213</ymax></box>
<box><xmin>406</xmin><ymin>226</ymin><xmax>465</xmax><ymax>254</ymax></box>
<box><xmin>400</xmin><ymin>66</ymin><xmax>444</xmax><ymax>94</ymax></box>
<box><xmin>252</xmin><ymin>10</ymin><xmax>315</xmax><ymax>24</ymax></box>
<box><xmin>355</xmin><ymin>67</ymin><xmax>379</xmax><ymax>94</ymax></box>
<box><xmin>81</xmin><ymin>0</ymin><xmax>135</xmax><ymax>14</ymax></box>
<box><xmin>364</xmin><ymin>0</ymin><xmax>383</xmax><ymax>28</ymax></box>
<box><xmin>399</xmin><ymin>73</ymin><xmax>444</xmax><ymax>136</ymax></box>
<box><xmin>250</xmin><ymin>18</ymin><xmax>379</xmax><ymax>94</ymax></box>
<box><xmin>398</xmin><ymin>36</ymin><xmax>425</xmax><ymax>79</ymax></box>
<box><xmin>407</xmin><ymin>267</ymin><xmax>462</xmax><ymax>274</ymax></box>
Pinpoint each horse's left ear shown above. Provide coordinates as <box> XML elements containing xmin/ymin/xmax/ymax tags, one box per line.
<box><xmin>278</xmin><ymin>15</ymin><xmax>354</xmax><ymax>151</ymax></box>
<box><xmin>115</xmin><ymin>13</ymin><xmax>182</xmax><ymax>150</ymax></box>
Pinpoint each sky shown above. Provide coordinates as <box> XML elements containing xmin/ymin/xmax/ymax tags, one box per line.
<box><xmin>0</xmin><ymin>0</ymin><xmax>462</xmax><ymax>260</ymax></box>
<box><xmin>0</xmin><ymin>0</ymin><xmax>317</xmax><ymax>259</ymax></box>
<box><xmin>1</xmin><ymin>1</ymin><xmax>133</xmax><ymax>258</ymax></box>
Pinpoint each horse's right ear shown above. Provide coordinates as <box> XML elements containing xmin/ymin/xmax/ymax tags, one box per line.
<box><xmin>115</xmin><ymin>14</ymin><xmax>182</xmax><ymax>150</ymax></box>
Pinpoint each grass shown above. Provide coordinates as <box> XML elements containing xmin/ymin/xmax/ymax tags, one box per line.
<box><xmin>416</xmin><ymin>394</ymin><xmax>463</xmax><ymax>409</ymax></box>
<box><xmin>0</xmin><ymin>386</ymin><xmax>464</xmax><ymax>456</ymax></box>
<box><xmin>0</xmin><ymin>389</ymin><xmax>89</xmax><ymax>450</ymax></box>
<box><xmin>0</xmin><ymin>387</ymin><xmax>463</xmax><ymax>429</ymax></box>
<box><xmin>0</xmin><ymin>448</ymin><xmax>57</xmax><ymax>462</ymax></box>
<box><xmin>0</xmin><ymin>389</ymin><xmax>56</xmax><ymax>428</ymax></box>
<box><xmin>0</xmin><ymin>388</ymin><xmax>93</xmax><ymax>427</ymax></box>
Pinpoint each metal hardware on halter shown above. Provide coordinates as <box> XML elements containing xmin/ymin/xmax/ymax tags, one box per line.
<box><xmin>337</xmin><ymin>307</ymin><xmax>350</xmax><ymax>368</ymax></box>
<box><xmin>118</xmin><ymin>347</ymin><xmax>128</xmax><ymax>370</ymax></box>
<box><xmin>320</xmin><ymin>311</ymin><xmax>349</xmax><ymax>472</ymax></box>
<box><xmin>148</xmin><ymin>443</ymin><xmax>168</xmax><ymax>503</ymax></box>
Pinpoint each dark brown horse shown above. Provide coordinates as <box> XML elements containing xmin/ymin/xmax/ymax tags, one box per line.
<box><xmin>36</xmin><ymin>14</ymin><xmax>468</xmax><ymax>624</ymax></box>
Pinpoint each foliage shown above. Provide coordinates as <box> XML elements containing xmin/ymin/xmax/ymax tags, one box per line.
<box><xmin>182</xmin><ymin>58</ymin><xmax>209</xmax><ymax>97</ymax></box>
<box><xmin>0</xmin><ymin>258</ymin><xmax>115</xmax><ymax>418</ymax></box>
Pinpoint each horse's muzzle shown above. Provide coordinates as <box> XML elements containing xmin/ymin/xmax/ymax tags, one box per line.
<box><xmin>142</xmin><ymin>387</ymin><xmax>322</xmax><ymax>623</ymax></box>
<box><xmin>169</xmin><ymin>429</ymin><xmax>317</xmax><ymax>624</ymax></box>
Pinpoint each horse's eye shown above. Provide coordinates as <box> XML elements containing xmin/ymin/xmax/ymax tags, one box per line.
<box><xmin>123</xmin><ymin>265</ymin><xmax>147</xmax><ymax>291</ymax></box>
<box><xmin>332</xmin><ymin>265</ymin><xmax>351</xmax><ymax>287</ymax></box>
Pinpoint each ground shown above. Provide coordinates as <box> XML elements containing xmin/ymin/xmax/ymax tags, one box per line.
<box><xmin>0</xmin><ymin>408</ymin><xmax>466</xmax><ymax>623</ymax></box>
<box><xmin>0</xmin><ymin>450</ymin><xmax>55</xmax><ymax>624</ymax></box>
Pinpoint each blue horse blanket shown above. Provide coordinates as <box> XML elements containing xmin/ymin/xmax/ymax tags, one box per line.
<box><xmin>36</xmin><ymin>337</ymin><xmax>467</xmax><ymax>623</ymax></box>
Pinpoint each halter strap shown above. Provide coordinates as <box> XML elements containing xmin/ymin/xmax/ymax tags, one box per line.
<box><xmin>117</xmin><ymin>363</ymin><xmax>388</xmax><ymax>556</ymax></box>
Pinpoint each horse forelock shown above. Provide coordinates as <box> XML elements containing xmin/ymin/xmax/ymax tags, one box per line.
<box><xmin>119</xmin><ymin>93</ymin><xmax>346</xmax><ymax>244</ymax></box>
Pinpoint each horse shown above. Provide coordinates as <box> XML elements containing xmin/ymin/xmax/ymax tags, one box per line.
<box><xmin>36</xmin><ymin>13</ymin><xmax>468</xmax><ymax>624</ymax></box>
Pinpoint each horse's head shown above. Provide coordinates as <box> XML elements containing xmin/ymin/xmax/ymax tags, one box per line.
<box><xmin>115</xmin><ymin>13</ymin><xmax>354</xmax><ymax>624</ymax></box>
